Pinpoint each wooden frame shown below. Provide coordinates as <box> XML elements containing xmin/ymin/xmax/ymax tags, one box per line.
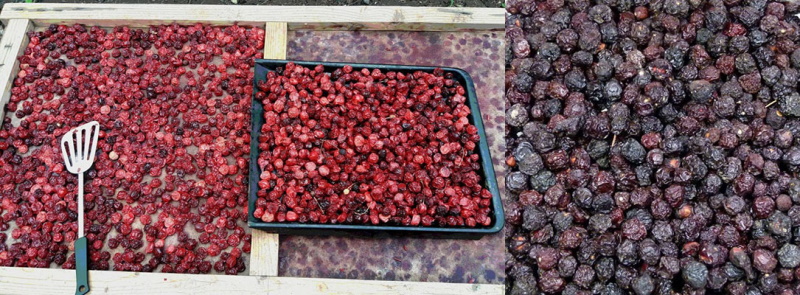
<box><xmin>0</xmin><ymin>267</ymin><xmax>505</xmax><ymax>295</ymax></box>
<box><xmin>0</xmin><ymin>4</ymin><xmax>504</xmax><ymax>31</ymax></box>
<box><xmin>0</xmin><ymin>19</ymin><xmax>32</xmax><ymax>124</ymax></box>
<box><xmin>0</xmin><ymin>3</ymin><xmax>505</xmax><ymax>294</ymax></box>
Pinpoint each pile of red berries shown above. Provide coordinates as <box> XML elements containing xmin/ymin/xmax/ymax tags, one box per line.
<box><xmin>0</xmin><ymin>23</ymin><xmax>264</xmax><ymax>274</ymax></box>
<box><xmin>253</xmin><ymin>63</ymin><xmax>494</xmax><ymax>228</ymax></box>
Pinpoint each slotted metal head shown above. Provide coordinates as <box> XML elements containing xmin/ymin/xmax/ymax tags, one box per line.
<box><xmin>60</xmin><ymin>121</ymin><xmax>100</xmax><ymax>174</ymax></box>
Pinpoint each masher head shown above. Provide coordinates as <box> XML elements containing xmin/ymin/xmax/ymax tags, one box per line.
<box><xmin>60</xmin><ymin>121</ymin><xmax>100</xmax><ymax>174</ymax></box>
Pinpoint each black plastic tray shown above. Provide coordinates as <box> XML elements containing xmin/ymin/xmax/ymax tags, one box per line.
<box><xmin>248</xmin><ymin>59</ymin><xmax>503</xmax><ymax>239</ymax></box>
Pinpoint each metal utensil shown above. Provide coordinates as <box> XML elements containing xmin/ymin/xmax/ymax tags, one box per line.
<box><xmin>60</xmin><ymin>121</ymin><xmax>100</xmax><ymax>295</ymax></box>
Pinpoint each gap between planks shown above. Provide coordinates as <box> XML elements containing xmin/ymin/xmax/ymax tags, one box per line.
<box><xmin>0</xmin><ymin>3</ymin><xmax>504</xmax><ymax>32</ymax></box>
<box><xmin>0</xmin><ymin>267</ymin><xmax>504</xmax><ymax>295</ymax></box>
<box><xmin>247</xmin><ymin>22</ymin><xmax>286</xmax><ymax>278</ymax></box>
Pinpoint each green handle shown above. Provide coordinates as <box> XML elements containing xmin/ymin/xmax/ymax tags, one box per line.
<box><xmin>75</xmin><ymin>237</ymin><xmax>90</xmax><ymax>295</ymax></box>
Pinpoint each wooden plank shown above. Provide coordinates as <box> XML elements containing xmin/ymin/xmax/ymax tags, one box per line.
<box><xmin>269</xmin><ymin>276</ymin><xmax>505</xmax><ymax>295</ymax></box>
<box><xmin>263</xmin><ymin>22</ymin><xmax>288</xmax><ymax>60</ymax></box>
<box><xmin>0</xmin><ymin>267</ymin><xmax>270</xmax><ymax>295</ymax></box>
<box><xmin>0</xmin><ymin>4</ymin><xmax>504</xmax><ymax>31</ymax></box>
<box><xmin>0</xmin><ymin>19</ymin><xmax>32</xmax><ymax>127</ymax></box>
<box><xmin>249</xmin><ymin>230</ymin><xmax>279</xmax><ymax>277</ymax></box>
<box><xmin>247</xmin><ymin>22</ymin><xmax>286</xmax><ymax>278</ymax></box>
<box><xmin>0</xmin><ymin>267</ymin><xmax>505</xmax><ymax>295</ymax></box>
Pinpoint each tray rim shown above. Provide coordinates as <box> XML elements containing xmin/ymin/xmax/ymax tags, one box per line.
<box><xmin>248</xmin><ymin>58</ymin><xmax>504</xmax><ymax>238</ymax></box>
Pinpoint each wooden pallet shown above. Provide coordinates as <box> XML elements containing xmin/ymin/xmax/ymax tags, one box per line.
<box><xmin>0</xmin><ymin>3</ymin><xmax>505</xmax><ymax>294</ymax></box>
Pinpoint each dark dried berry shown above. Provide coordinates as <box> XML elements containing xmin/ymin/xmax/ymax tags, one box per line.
<box><xmin>779</xmin><ymin>93</ymin><xmax>800</xmax><ymax>117</ymax></box>
<box><xmin>539</xmin><ymin>270</ymin><xmax>565</xmax><ymax>293</ymax></box>
<box><xmin>507</xmin><ymin>104</ymin><xmax>530</xmax><ymax>127</ymax></box>
<box><xmin>515</xmin><ymin>142</ymin><xmax>544</xmax><ymax>176</ymax></box>
<box><xmin>631</xmin><ymin>274</ymin><xmax>654</xmax><ymax>295</ymax></box>
<box><xmin>510</xmin><ymin>273</ymin><xmax>539</xmax><ymax>295</ymax></box>
<box><xmin>766</xmin><ymin>212</ymin><xmax>791</xmax><ymax>238</ymax></box>
<box><xmin>735</xmin><ymin>53</ymin><xmax>758</xmax><ymax>74</ymax></box>
<box><xmin>688</xmin><ymin>80</ymin><xmax>714</xmax><ymax>103</ymax></box>
<box><xmin>522</xmin><ymin>206</ymin><xmax>548</xmax><ymax>231</ymax></box>
<box><xmin>532</xmin><ymin>131</ymin><xmax>557</xmax><ymax>152</ymax></box>
<box><xmin>588</xmin><ymin>5</ymin><xmax>612</xmax><ymax>24</ymax></box>
<box><xmin>621</xmin><ymin>219</ymin><xmax>646</xmax><ymax>240</ymax></box>
<box><xmin>752</xmin><ymin>249</ymin><xmax>777</xmax><ymax>273</ymax></box>
<box><xmin>663</xmin><ymin>0</ymin><xmax>689</xmax><ymax>16</ymax></box>
<box><xmin>573</xmin><ymin>264</ymin><xmax>595</xmax><ymax>288</ymax></box>
<box><xmin>638</xmin><ymin>239</ymin><xmax>660</xmax><ymax>265</ymax></box>
<box><xmin>558</xmin><ymin>255</ymin><xmax>578</xmax><ymax>277</ymax></box>
<box><xmin>565</xmin><ymin>70</ymin><xmax>587</xmax><ymax>90</ymax></box>
<box><xmin>616</xmin><ymin>239</ymin><xmax>639</xmax><ymax>266</ymax></box>
<box><xmin>617</xmin><ymin>139</ymin><xmax>646</xmax><ymax>164</ymax></box>
<box><xmin>594</xmin><ymin>257</ymin><xmax>616</xmax><ymax>282</ymax></box>
<box><xmin>706</xmin><ymin>267</ymin><xmax>728</xmax><ymax>290</ymax></box>
<box><xmin>699</xmin><ymin>243</ymin><xmax>728</xmax><ymax>266</ymax></box>
<box><xmin>588</xmin><ymin>214</ymin><xmax>613</xmax><ymax>233</ymax></box>
<box><xmin>507</xmin><ymin>171</ymin><xmax>530</xmax><ymax>192</ymax></box>
<box><xmin>682</xmin><ymin>260</ymin><xmax>709</xmax><ymax>288</ymax></box>
<box><xmin>753</xmin><ymin>196</ymin><xmax>775</xmax><ymax>218</ymax></box>
<box><xmin>776</xmin><ymin>244</ymin><xmax>800</xmax><ymax>268</ymax></box>
<box><xmin>739</xmin><ymin>72</ymin><xmax>762</xmax><ymax>94</ymax></box>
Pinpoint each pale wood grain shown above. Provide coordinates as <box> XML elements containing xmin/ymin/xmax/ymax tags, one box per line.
<box><xmin>247</xmin><ymin>22</ymin><xmax>286</xmax><ymax>278</ymax></box>
<box><xmin>263</xmin><ymin>22</ymin><xmax>288</xmax><ymax>60</ymax></box>
<box><xmin>0</xmin><ymin>19</ymin><xmax>32</xmax><ymax>127</ymax></box>
<box><xmin>0</xmin><ymin>4</ymin><xmax>504</xmax><ymax>31</ymax></box>
<box><xmin>0</xmin><ymin>267</ymin><xmax>504</xmax><ymax>295</ymax></box>
<box><xmin>269</xmin><ymin>276</ymin><xmax>505</xmax><ymax>295</ymax></box>
<box><xmin>0</xmin><ymin>267</ymin><xmax>270</xmax><ymax>295</ymax></box>
<box><xmin>249</xmin><ymin>230</ymin><xmax>279</xmax><ymax>277</ymax></box>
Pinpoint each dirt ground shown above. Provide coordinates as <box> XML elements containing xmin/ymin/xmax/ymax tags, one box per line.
<box><xmin>17</xmin><ymin>0</ymin><xmax>503</xmax><ymax>8</ymax></box>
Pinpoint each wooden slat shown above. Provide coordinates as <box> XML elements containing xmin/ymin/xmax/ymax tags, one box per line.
<box><xmin>269</xmin><ymin>276</ymin><xmax>504</xmax><ymax>295</ymax></box>
<box><xmin>263</xmin><ymin>22</ymin><xmax>288</xmax><ymax>60</ymax></box>
<box><xmin>0</xmin><ymin>267</ymin><xmax>270</xmax><ymax>295</ymax></box>
<box><xmin>249</xmin><ymin>230</ymin><xmax>279</xmax><ymax>277</ymax></box>
<box><xmin>0</xmin><ymin>4</ymin><xmax>504</xmax><ymax>31</ymax></box>
<box><xmin>0</xmin><ymin>267</ymin><xmax>505</xmax><ymax>295</ymax></box>
<box><xmin>247</xmin><ymin>22</ymin><xmax>287</xmax><ymax>278</ymax></box>
<box><xmin>0</xmin><ymin>19</ymin><xmax>32</xmax><ymax>127</ymax></box>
